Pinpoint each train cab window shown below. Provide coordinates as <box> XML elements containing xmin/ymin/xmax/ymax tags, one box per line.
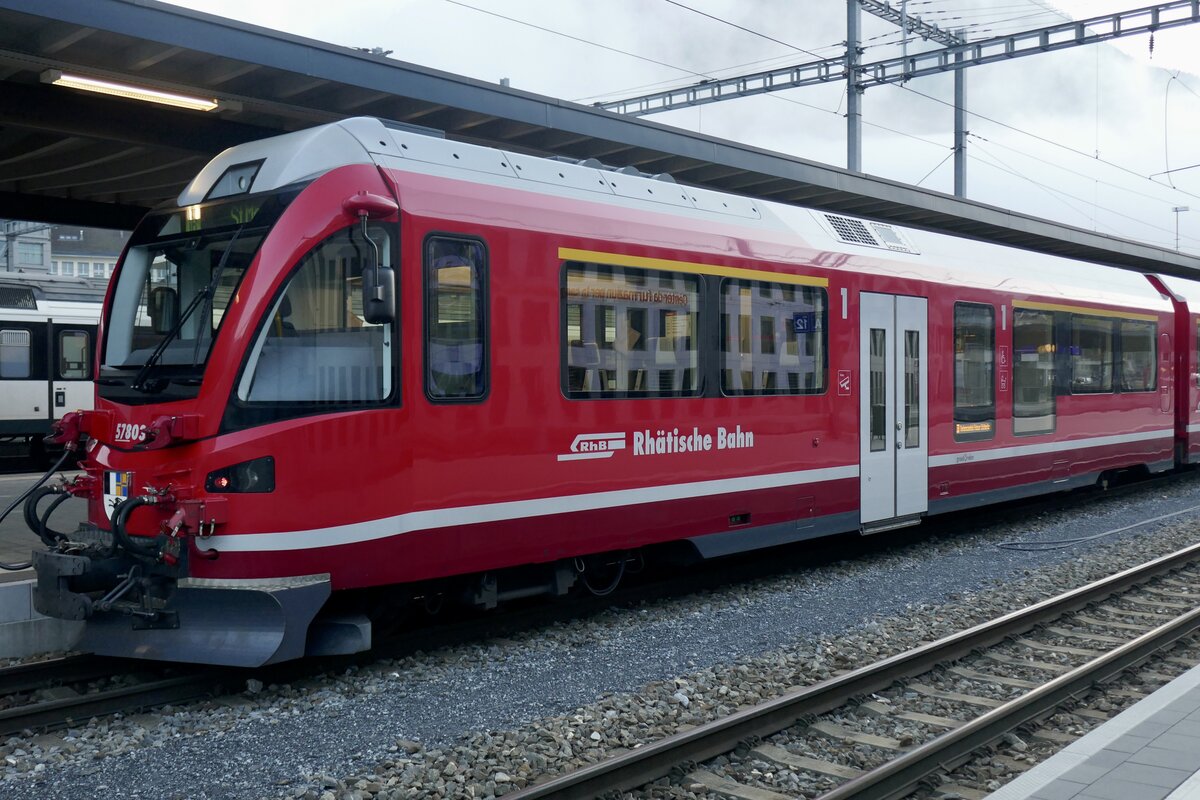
<box><xmin>1070</xmin><ymin>315</ymin><xmax>1114</xmax><ymax>393</ymax></box>
<box><xmin>563</xmin><ymin>262</ymin><xmax>699</xmax><ymax>398</ymax></box>
<box><xmin>425</xmin><ymin>236</ymin><xmax>487</xmax><ymax>401</ymax></box>
<box><xmin>1012</xmin><ymin>309</ymin><xmax>1055</xmax><ymax>435</ymax></box>
<box><xmin>0</xmin><ymin>329</ymin><xmax>30</xmax><ymax>378</ymax></box>
<box><xmin>953</xmin><ymin>303</ymin><xmax>995</xmax><ymax>441</ymax></box>
<box><xmin>720</xmin><ymin>279</ymin><xmax>827</xmax><ymax>395</ymax></box>
<box><xmin>1120</xmin><ymin>320</ymin><xmax>1157</xmax><ymax>391</ymax></box>
<box><xmin>238</xmin><ymin>225</ymin><xmax>394</xmax><ymax>405</ymax></box>
<box><xmin>58</xmin><ymin>330</ymin><xmax>90</xmax><ymax>380</ymax></box>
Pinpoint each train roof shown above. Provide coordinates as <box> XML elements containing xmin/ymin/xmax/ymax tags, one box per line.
<box><xmin>182</xmin><ymin>117</ymin><xmax>1171</xmax><ymax>315</ymax></box>
<box><xmin>0</xmin><ymin>273</ymin><xmax>106</xmax><ymax>307</ymax></box>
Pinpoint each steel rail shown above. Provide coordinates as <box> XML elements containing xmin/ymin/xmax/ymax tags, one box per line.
<box><xmin>816</xmin><ymin>606</ymin><xmax>1200</xmax><ymax>800</ymax></box>
<box><xmin>0</xmin><ymin>654</ymin><xmax>133</xmax><ymax>696</ymax></box>
<box><xmin>0</xmin><ymin>671</ymin><xmax>233</xmax><ymax>735</ymax></box>
<box><xmin>505</xmin><ymin>539</ymin><xmax>1200</xmax><ymax>799</ymax></box>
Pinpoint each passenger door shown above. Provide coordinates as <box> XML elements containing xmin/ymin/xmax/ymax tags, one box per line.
<box><xmin>51</xmin><ymin>323</ymin><xmax>96</xmax><ymax>417</ymax></box>
<box><xmin>859</xmin><ymin>293</ymin><xmax>928</xmax><ymax>528</ymax></box>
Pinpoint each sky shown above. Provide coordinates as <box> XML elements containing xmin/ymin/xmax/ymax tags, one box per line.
<box><xmin>161</xmin><ymin>0</ymin><xmax>1200</xmax><ymax>254</ymax></box>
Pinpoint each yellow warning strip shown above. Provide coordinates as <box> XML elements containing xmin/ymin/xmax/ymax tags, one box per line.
<box><xmin>558</xmin><ymin>247</ymin><xmax>828</xmax><ymax>287</ymax></box>
<box><xmin>1013</xmin><ymin>300</ymin><xmax>1158</xmax><ymax>322</ymax></box>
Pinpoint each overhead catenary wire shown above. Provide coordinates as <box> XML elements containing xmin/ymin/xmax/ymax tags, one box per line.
<box><xmin>893</xmin><ymin>82</ymin><xmax>1200</xmax><ymax>207</ymax></box>
<box><xmin>969</xmin><ymin>140</ymin><xmax>1200</xmax><ymax>247</ymax></box>
<box><xmin>443</xmin><ymin>0</ymin><xmax>1200</xmax><ymax>248</ymax></box>
<box><xmin>967</xmin><ymin>132</ymin><xmax>1200</xmax><ymax>212</ymax></box>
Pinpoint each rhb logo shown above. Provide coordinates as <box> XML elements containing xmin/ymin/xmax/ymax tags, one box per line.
<box><xmin>557</xmin><ymin>432</ymin><xmax>627</xmax><ymax>461</ymax></box>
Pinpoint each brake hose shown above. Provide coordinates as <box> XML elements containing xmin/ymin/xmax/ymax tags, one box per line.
<box><xmin>0</xmin><ymin>449</ymin><xmax>72</xmax><ymax>570</ymax></box>
<box><xmin>24</xmin><ymin>486</ymin><xmax>72</xmax><ymax>547</ymax></box>
<box><xmin>111</xmin><ymin>496</ymin><xmax>163</xmax><ymax>561</ymax></box>
<box><xmin>37</xmin><ymin>492</ymin><xmax>73</xmax><ymax>548</ymax></box>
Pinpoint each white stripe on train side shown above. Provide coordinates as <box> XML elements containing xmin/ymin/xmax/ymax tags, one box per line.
<box><xmin>200</xmin><ymin>428</ymin><xmax>1174</xmax><ymax>553</ymax></box>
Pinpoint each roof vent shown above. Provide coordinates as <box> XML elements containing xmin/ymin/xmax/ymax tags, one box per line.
<box><xmin>820</xmin><ymin>213</ymin><xmax>919</xmax><ymax>254</ymax></box>
<box><xmin>0</xmin><ymin>284</ymin><xmax>37</xmax><ymax>309</ymax></box>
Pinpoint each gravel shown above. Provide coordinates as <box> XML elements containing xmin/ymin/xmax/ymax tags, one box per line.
<box><xmin>4</xmin><ymin>475</ymin><xmax>1200</xmax><ymax>799</ymax></box>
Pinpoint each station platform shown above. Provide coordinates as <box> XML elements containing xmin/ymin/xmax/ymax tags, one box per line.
<box><xmin>0</xmin><ymin>471</ymin><xmax>86</xmax><ymax>658</ymax></box>
<box><xmin>986</xmin><ymin>663</ymin><xmax>1200</xmax><ymax>800</ymax></box>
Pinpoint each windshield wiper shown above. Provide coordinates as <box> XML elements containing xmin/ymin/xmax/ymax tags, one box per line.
<box><xmin>131</xmin><ymin>226</ymin><xmax>245</xmax><ymax>392</ymax></box>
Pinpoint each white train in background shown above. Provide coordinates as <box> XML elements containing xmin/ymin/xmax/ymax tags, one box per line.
<box><xmin>0</xmin><ymin>275</ymin><xmax>102</xmax><ymax>462</ymax></box>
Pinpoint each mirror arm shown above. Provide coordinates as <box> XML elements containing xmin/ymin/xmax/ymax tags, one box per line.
<box><xmin>360</xmin><ymin>211</ymin><xmax>384</xmax><ymax>301</ymax></box>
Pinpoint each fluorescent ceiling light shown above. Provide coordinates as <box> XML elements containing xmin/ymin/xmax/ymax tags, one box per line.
<box><xmin>40</xmin><ymin>69</ymin><xmax>219</xmax><ymax>112</ymax></box>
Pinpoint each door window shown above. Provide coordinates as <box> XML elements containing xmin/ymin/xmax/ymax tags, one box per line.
<box><xmin>869</xmin><ymin>328</ymin><xmax>886</xmax><ymax>452</ymax></box>
<box><xmin>58</xmin><ymin>330</ymin><xmax>91</xmax><ymax>380</ymax></box>
<box><xmin>903</xmin><ymin>330</ymin><xmax>920</xmax><ymax>448</ymax></box>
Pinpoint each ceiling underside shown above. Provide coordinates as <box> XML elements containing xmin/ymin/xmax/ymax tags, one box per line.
<box><xmin>2</xmin><ymin>0</ymin><xmax>1199</xmax><ymax>278</ymax></box>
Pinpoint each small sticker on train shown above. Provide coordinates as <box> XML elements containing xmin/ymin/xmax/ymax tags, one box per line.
<box><xmin>103</xmin><ymin>471</ymin><xmax>133</xmax><ymax>520</ymax></box>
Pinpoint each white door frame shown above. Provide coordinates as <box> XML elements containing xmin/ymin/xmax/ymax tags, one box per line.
<box><xmin>859</xmin><ymin>293</ymin><xmax>928</xmax><ymax>526</ymax></box>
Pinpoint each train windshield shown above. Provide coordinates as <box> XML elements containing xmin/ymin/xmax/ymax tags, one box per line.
<box><xmin>100</xmin><ymin>188</ymin><xmax>301</xmax><ymax>401</ymax></box>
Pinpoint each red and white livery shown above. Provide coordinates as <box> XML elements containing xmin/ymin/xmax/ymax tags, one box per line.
<box><xmin>28</xmin><ymin>117</ymin><xmax>1200</xmax><ymax>665</ymax></box>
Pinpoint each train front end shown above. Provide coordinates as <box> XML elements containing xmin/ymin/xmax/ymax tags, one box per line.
<box><xmin>27</xmin><ymin>120</ymin><xmax>399</xmax><ymax>666</ymax></box>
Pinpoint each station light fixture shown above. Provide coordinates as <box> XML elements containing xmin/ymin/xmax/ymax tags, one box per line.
<box><xmin>40</xmin><ymin>69</ymin><xmax>220</xmax><ymax>112</ymax></box>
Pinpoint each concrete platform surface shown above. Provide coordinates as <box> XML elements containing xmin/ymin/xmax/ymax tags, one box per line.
<box><xmin>0</xmin><ymin>471</ymin><xmax>87</xmax><ymax>569</ymax></box>
<box><xmin>986</xmin><ymin>663</ymin><xmax>1200</xmax><ymax>800</ymax></box>
<box><xmin>0</xmin><ymin>472</ymin><xmax>88</xmax><ymax>657</ymax></box>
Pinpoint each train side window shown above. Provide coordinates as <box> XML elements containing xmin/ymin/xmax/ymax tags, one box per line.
<box><xmin>1070</xmin><ymin>315</ymin><xmax>1113</xmax><ymax>393</ymax></box>
<box><xmin>425</xmin><ymin>236</ymin><xmax>488</xmax><ymax>402</ymax></box>
<box><xmin>1012</xmin><ymin>309</ymin><xmax>1054</xmax><ymax>435</ymax></box>
<box><xmin>237</xmin><ymin>224</ymin><xmax>394</xmax><ymax>405</ymax></box>
<box><xmin>1120</xmin><ymin>320</ymin><xmax>1157</xmax><ymax>391</ymax></box>
<box><xmin>58</xmin><ymin>330</ymin><xmax>91</xmax><ymax>380</ymax></box>
<box><xmin>562</xmin><ymin>262</ymin><xmax>700</xmax><ymax>398</ymax></box>
<box><xmin>720</xmin><ymin>279</ymin><xmax>827</xmax><ymax>396</ymax></box>
<box><xmin>0</xmin><ymin>329</ymin><xmax>30</xmax><ymax>378</ymax></box>
<box><xmin>953</xmin><ymin>302</ymin><xmax>995</xmax><ymax>441</ymax></box>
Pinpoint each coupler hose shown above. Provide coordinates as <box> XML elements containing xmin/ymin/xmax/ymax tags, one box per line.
<box><xmin>38</xmin><ymin>492</ymin><xmax>73</xmax><ymax>548</ymax></box>
<box><xmin>0</xmin><ymin>449</ymin><xmax>72</xmax><ymax>570</ymax></box>
<box><xmin>111</xmin><ymin>496</ymin><xmax>163</xmax><ymax>561</ymax></box>
<box><xmin>24</xmin><ymin>486</ymin><xmax>72</xmax><ymax>547</ymax></box>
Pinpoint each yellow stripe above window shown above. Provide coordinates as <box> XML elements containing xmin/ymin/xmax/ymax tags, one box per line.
<box><xmin>1013</xmin><ymin>300</ymin><xmax>1158</xmax><ymax>322</ymax></box>
<box><xmin>558</xmin><ymin>247</ymin><xmax>828</xmax><ymax>287</ymax></box>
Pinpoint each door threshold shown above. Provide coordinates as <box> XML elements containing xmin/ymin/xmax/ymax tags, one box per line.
<box><xmin>859</xmin><ymin>514</ymin><xmax>923</xmax><ymax>535</ymax></box>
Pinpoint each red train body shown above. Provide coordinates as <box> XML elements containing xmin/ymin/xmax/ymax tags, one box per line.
<box><xmin>28</xmin><ymin>118</ymin><xmax>1200</xmax><ymax>665</ymax></box>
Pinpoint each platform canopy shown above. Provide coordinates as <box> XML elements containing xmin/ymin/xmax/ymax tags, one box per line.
<box><xmin>2</xmin><ymin>0</ymin><xmax>1199</xmax><ymax>277</ymax></box>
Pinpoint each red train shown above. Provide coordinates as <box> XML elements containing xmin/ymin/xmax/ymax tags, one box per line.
<box><xmin>25</xmin><ymin>117</ymin><xmax>1200</xmax><ymax>666</ymax></box>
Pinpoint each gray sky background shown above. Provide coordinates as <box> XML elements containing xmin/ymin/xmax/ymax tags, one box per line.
<box><xmin>166</xmin><ymin>0</ymin><xmax>1200</xmax><ymax>254</ymax></box>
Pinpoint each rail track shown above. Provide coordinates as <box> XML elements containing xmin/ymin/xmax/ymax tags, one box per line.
<box><xmin>0</xmin><ymin>655</ymin><xmax>232</xmax><ymax>736</ymax></box>
<box><xmin>505</xmin><ymin>539</ymin><xmax>1200</xmax><ymax>800</ymax></box>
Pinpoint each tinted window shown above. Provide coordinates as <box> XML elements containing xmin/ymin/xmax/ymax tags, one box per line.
<box><xmin>1013</xmin><ymin>309</ymin><xmax>1054</xmax><ymax>434</ymax></box>
<box><xmin>1120</xmin><ymin>320</ymin><xmax>1157</xmax><ymax>391</ymax></box>
<box><xmin>563</xmin><ymin>262</ymin><xmax>700</xmax><ymax>398</ymax></box>
<box><xmin>425</xmin><ymin>237</ymin><xmax>487</xmax><ymax>401</ymax></box>
<box><xmin>954</xmin><ymin>303</ymin><xmax>994</xmax><ymax>440</ymax></box>
<box><xmin>720</xmin><ymin>280</ymin><xmax>827</xmax><ymax>395</ymax></box>
<box><xmin>0</xmin><ymin>329</ymin><xmax>30</xmax><ymax>378</ymax></box>
<box><xmin>1071</xmin><ymin>315</ymin><xmax>1113</xmax><ymax>393</ymax></box>
<box><xmin>238</xmin><ymin>225</ymin><xmax>394</xmax><ymax>404</ymax></box>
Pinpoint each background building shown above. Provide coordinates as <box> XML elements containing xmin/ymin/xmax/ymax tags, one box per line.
<box><xmin>47</xmin><ymin>226</ymin><xmax>128</xmax><ymax>280</ymax></box>
<box><xmin>1</xmin><ymin>221</ymin><xmax>52</xmax><ymax>274</ymax></box>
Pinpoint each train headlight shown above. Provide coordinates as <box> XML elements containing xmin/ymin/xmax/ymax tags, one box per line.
<box><xmin>205</xmin><ymin>456</ymin><xmax>275</xmax><ymax>493</ymax></box>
